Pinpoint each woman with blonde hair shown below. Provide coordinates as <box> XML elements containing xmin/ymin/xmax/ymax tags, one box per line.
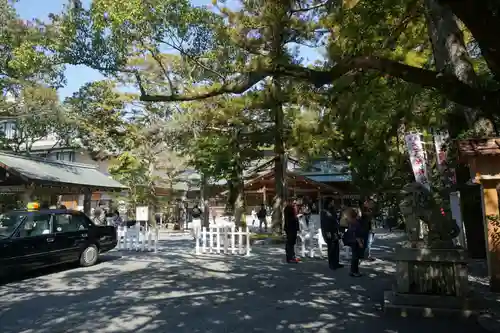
<box><xmin>342</xmin><ymin>207</ymin><xmax>365</xmax><ymax>277</ymax></box>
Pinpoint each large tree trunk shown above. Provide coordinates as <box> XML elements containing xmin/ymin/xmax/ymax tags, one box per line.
<box><xmin>268</xmin><ymin>0</ymin><xmax>290</xmax><ymax>234</ymax></box>
<box><xmin>425</xmin><ymin>0</ymin><xmax>484</xmax><ymax>186</ymax></box>
<box><xmin>438</xmin><ymin>0</ymin><xmax>500</xmax><ymax>81</ymax></box>
<box><xmin>234</xmin><ymin>179</ymin><xmax>245</xmax><ymax>229</ymax></box>
<box><xmin>233</xmin><ymin>142</ymin><xmax>245</xmax><ymax>229</ymax></box>
<box><xmin>226</xmin><ymin>167</ymin><xmax>245</xmax><ymax>228</ymax></box>
<box><xmin>271</xmin><ymin>78</ymin><xmax>286</xmax><ymax>234</ymax></box>
<box><xmin>200</xmin><ymin>173</ymin><xmax>210</xmax><ymax>228</ymax></box>
<box><xmin>425</xmin><ymin>0</ymin><xmax>479</xmax><ymax>130</ymax></box>
<box><xmin>225</xmin><ymin>179</ymin><xmax>236</xmax><ymax>215</ymax></box>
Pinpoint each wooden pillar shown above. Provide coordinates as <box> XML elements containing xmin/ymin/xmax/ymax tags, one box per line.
<box><xmin>481</xmin><ymin>180</ymin><xmax>500</xmax><ymax>291</ymax></box>
<box><xmin>49</xmin><ymin>194</ymin><xmax>59</xmax><ymax>206</ymax></box>
<box><xmin>83</xmin><ymin>189</ymin><xmax>92</xmax><ymax>216</ymax></box>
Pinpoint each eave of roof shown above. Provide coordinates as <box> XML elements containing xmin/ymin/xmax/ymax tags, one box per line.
<box><xmin>0</xmin><ymin>152</ymin><xmax>127</xmax><ymax>191</ymax></box>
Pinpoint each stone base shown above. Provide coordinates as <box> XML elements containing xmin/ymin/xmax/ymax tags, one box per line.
<box><xmin>384</xmin><ymin>290</ymin><xmax>479</xmax><ymax>319</ymax></box>
<box><xmin>395</xmin><ymin>246</ymin><xmax>469</xmax><ymax>296</ymax></box>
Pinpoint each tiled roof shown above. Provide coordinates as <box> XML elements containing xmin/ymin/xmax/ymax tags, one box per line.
<box><xmin>458</xmin><ymin>138</ymin><xmax>500</xmax><ymax>157</ymax></box>
<box><xmin>0</xmin><ymin>152</ymin><xmax>127</xmax><ymax>190</ymax></box>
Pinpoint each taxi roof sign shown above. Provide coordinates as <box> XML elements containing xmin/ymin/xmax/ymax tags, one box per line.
<box><xmin>26</xmin><ymin>202</ymin><xmax>40</xmax><ymax>211</ymax></box>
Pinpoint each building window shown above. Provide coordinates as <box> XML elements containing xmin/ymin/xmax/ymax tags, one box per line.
<box><xmin>55</xmin><ymin>151</ymin><xmax>75</xmax><ymax>162</ymax></box>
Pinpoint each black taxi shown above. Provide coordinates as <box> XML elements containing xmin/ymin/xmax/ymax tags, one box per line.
<box><xmin>0</xmin><ymin>203</ymin><xmax>117</xmax><ymax>275</ymax></box>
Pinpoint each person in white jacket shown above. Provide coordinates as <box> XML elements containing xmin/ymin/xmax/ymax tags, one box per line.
<box><xmin>191</xmin><ymin>204</ymin><xmax>202</xmax><ymax>240</ymax></box>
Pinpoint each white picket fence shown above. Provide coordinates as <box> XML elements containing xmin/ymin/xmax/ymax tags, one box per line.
<box><xmin>297</xmin><ymin>218</ymin><xmax>351</xmax><ymax>259</ymax></box>
<box><xmin>195</xmin><ymin>226</ymin><xmax>251</xmax><ymax>256</ymax></box>
<box><xmin>116</xmin><ymin>225</ymin><xmax>159</xmax><ymax>252</ymax></box>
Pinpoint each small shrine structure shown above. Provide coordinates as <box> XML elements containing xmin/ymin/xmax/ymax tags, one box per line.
<box><xmin>0</xmin><ymin>152</ymin><xmax>127</xmax><ymax>215</ymax></box>
<box><xmin>458</xmin><ymin>138</ymin><xmax>500</xmax><ymax>291</ymax></box>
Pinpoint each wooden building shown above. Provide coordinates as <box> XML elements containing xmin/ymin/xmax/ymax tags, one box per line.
<box><xmin>0</xmin><ymin>152</ymin><xmax>127</xmax><ymax>214</ymax></box>
<box><xmin>458</xmin><ymin>138</ymin><xmax>500</xmax><ymax>291</ymax></box>
<box><xmin>219</xmin><ymin>155</ymin><xmax>360</xmax><ymax>213</ymax></box>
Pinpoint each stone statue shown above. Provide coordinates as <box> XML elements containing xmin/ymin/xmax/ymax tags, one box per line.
<box><xmin>399</xmin><ymin>182</ymin><xmax>460</xmax><ymax>248</ymax></box>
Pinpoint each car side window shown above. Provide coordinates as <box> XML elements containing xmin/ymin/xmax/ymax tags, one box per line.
<box><xmin>17</xmin><ymin>214</ymin><xmax>52</xmax><ymax>238</ymax></box>
<box><xmin>54</xmin><ymin>214</ymin><xmax>88</xmax><ymax>233</ymax></box>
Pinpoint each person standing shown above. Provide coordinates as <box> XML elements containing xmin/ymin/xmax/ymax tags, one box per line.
<box><xmin>112</xmin><ymin>210</ymin><xmax>123</xmax><ymax>227</ymax></box>
<box><xmin>360</xmin><ymin>200</ymin><xmax>376</xmax><ymax>261</ymax></box>
<box><xmin>257</xmin><ymin>204</ymin><xmax>268</xmax><ymax>232</ymax></box>
<box><xmin>320</xmin><ymin>198</ymin><xmax>343</xmax><ymax>270</ymax></box>
<box><xmin>284</xmin><ymin>198</ymin><xmax>300</xmax><ymax>263</ymax></box>
<box><xmin>303</xmin><ymin>200</ymin><xmax>312</xmax><ymax>227</ymax></box>
<box><xmin>191</xmin><ymin>204</ymin><xmax>202</xmax><ymax>240</ymax></box>
<box><xmin>343</xmin><ymin>208</ymin><xmax>365</xmax><ymax>277</ymax></box>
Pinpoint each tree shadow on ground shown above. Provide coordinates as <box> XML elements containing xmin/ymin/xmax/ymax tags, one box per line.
<box><xmin>0</xmin><ymin>232</ymin><xmax>484</xmax><ymax>333</ymax></box>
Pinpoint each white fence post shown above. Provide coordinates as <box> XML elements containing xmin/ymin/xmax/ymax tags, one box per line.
<box><xmin>209</xmin><ymin>227</ymin><xmax>214</xmax><ymax>253</ymax></box>
<box><xmin>216</xmin><ymin>226</ymin><xmax>221</xmax><ymax>254</ymax></box>
<box><xmin>147</xmin><ymin>231</ymin><xmax>153</xmax><ymax>251</ymax></box>
<box><xmin>231</xmin><ymin>225</ymin><xmax>236</xmax><ymax>254</ymax></box>
<box><xmin>140</xmin><ymin>230</ymin><xmax>146</xmax><ymax>251</ymax></box>
<box><xmin>238</xmin><ymin>227</ymin><xmax>243</xmax><ymax>254</ymax></box>
<box><xmin>154</xmin><ymin>228</ymin><xmax>159</xmax><ymax>253</ymax></box>
<box><xmin>202</xmin><ymin>227</ymin><xmax>207</xmax><ymax>253</ymax></box>
<box><xmin>245</xmin><ymin>226</ymin><xmax>251</xmax><ymax>256</ymax></box>
<box><xmin>223</xmin><ymin>227</ymin><xmax>229</xmax><ymax>253</ymax></box>
<box><xmin>195</xmin><ymin>230</ymin><xmax>200</xmax><ymax>254</ymax></box>
<box><xmin>192</xmin><ymin>224</ymin><xmax>251</xmax><ymax>256</ymax></box>
<box><xmin>114</xmin><ymin>225</ymin><xmax>158</xmax><ymax>252</ymax></box>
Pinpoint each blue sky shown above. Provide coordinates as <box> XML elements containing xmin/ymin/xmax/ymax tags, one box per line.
<box><xmin>15</xmin><ymin>0</ymin><xmax>323</xmax><ymax>100</ymax></box>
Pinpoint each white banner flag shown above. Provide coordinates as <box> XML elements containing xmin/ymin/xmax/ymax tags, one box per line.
<box><xmin>434</xmin><ymin>131</ymin><xmax>449</xmax><ymax>172</ymax></box>
<box><xmin>433</xmin><ymin>131</ymin><xmax>456</xmax><ymax>185</ymax></box>
<box><xmin>405</xmin><ymin>133</ymin><xmax>430</xmax><ymax>190</ymax></box>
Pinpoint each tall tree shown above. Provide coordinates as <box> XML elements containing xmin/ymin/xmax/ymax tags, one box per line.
<box><xmin>63</xmin><ymin>80</ymin><xmax>136</xmax><ymax>159</ymax></box>
<box><xmin>55</xmin><ymin>0</ymin><xmax>500</xmax><ymax>218</ymax></box>
<box><xmin>0</xmin><ymin>0</ymin><xmax>64</xmax><ymax>94</ymax></box>
<box><xmin>169</xmin><ymin>95</ymin><xmax>271</xmax><ymax>227</ymax></box>
<box><xmin>0</xmin><ymin>85</ymin><xmax>73</xmax><ymax>153</ymax></box>
<box><xmin>55</xmin><ymin>0</ymin><xmax>499</xmax><ymax>111</ymax></box>
<box><xmin>56</xmin><ymin>0</ymin><xmax>318</xmax><ymax>231</ymax></box>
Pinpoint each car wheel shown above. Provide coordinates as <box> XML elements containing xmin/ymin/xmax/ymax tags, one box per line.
<box><xmin>80</xmin><ymin>244</ymin><xmax>99</xmax><ymax>267</ymax></box>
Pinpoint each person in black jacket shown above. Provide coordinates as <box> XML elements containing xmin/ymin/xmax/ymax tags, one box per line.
<box><xmin>257</xmin><ymin>204</ymin><xmax>267</xmax><ymax>232</ymax></box>
<box><xmin>284</xmin><ymin>198</ymin><xmax>300</xmax><ymax>263</ymax></box>
<box><xmin>321</xmin><ymin>198</ymin><xmax>343</xmax><ymax>270</ymax></box>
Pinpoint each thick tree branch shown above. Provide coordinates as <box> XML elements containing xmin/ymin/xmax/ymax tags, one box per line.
<box><xmin>290</xmin><ymin>1</ymin><xmax>330</xmax><ymax>13</ymax></box>
<box><xmin>277</xmin><ymin>57</ymin><xmax>500</xmax><ymax>111</ymax></box>
<box><xmin>138</xmin><ymin>55</ymin><xmax>500</xmax><ymax>111</ymax></box>
<box><xmin>139</xmin><ymin>71</ymin><xmax>268</xmax><ymax>102</ymax></box>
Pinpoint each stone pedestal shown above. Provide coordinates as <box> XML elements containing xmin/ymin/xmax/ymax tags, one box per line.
<box><xmin>384</xmin><ymin>245</ymin><xmax>479</xmax><ymax>318</ymax></box>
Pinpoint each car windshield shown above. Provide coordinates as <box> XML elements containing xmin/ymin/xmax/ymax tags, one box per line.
<box><xmin>0</xmin><ymin>213</ymin><xmax>26</xmax><ymax>238</ymax></box>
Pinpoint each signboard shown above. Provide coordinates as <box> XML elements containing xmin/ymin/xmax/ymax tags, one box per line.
<box><xmin>136</xmin><ymin>206</ymin><xmax>149</xmax><ymax>221</ymax></box>
<box><xmin>404</xmin><ymin>133</ymin><xmax>430</xmax><ymax>190</ymax></box>
<box><xmin>433</xmin><ymin>131</ymin><xmax>456</xmax><ymax>186</ymax></box>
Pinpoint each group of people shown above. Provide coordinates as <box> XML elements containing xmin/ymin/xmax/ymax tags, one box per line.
<box><xmin>283</xmin><ymin>197</ymin><xmax>376</xmax><ymax>277</ymax></box>
<box><xmin>91</xmin><ymin>207</ymin><xmax>123</xmax><ymax>227</ymax></box>
<box><xmin>252</xmin><ymin>199</ymin><xmax>316</xmax><ymax>233</ymax></box>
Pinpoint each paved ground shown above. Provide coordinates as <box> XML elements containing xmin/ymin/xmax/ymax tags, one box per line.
<box><xmin>0</xmin><ymin>231</ymin><xmax>488</xmax><ymax>333</ymax></box>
